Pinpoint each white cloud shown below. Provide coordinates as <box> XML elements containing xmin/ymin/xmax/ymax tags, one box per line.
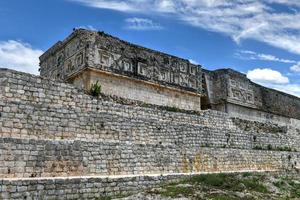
<box><xmin>69</xmin><ymin>0</ymin><xmax>300</xmax><ymax>55</ymax></box>
<box><xmin>272</xmin><ymin>83</ymin><xmax>300</xmax><ymax>97</ymax></box>
<box><xmin>247</xmin><ymin>68</ymin><xmax>300</xmax><ymax>97</ymax></box>
<box><xmin>77</xmin><ymin>25</ymin><xmax>97</xmax><ymax>31</ymax></box>
<box><xmin>188</xmin><ymin>59</ymin><xmax>199</xmax><ymax>65</ymax></box>
<box><xmin>0</xmin><ymin>40</ymin><xmax>43</xmax><ymax>75</ymax></box>
<box><xmin>125</xmin><ymin>18</ymin><xmax>163</xmax><ymax>30</ymax></box>
<box><xmin>70</xmin><ymin>0</ymin><xmax>138</xmax><ymax>12</ymax></box>
<box><xmin>247</xmin><ymin>68</ymin><xmax>289</xmax><ymax>84</ymax></box>
<box><xmin>290</xmin><ymin>62</ymin><xmax>300</xmax><ymax>73</ymax></box>
<box><xmin>235</xmin><ymin>50</ymin><xmax>296</xmax><ymax>64</ymax></box>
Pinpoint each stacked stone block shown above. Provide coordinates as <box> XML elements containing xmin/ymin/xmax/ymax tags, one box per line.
<box><xmin>0</xmin><ymin>69</ymin><xmax>299</xmax><ymax>199</ymax></box>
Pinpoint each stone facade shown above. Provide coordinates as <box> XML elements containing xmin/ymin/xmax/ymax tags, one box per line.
<box><xmin>0</xmin><ymin>69</ymin><xmax>299</xmax><ymax>198</ymax></box>
<box><xmin>203</xmin><ymin>69</ymin><xmax>300</xmax><ymax>123</ymax></box>
<box><xmin>39</xmin><ymin>29</ymin><xmax>202</xmax><ymax>111</ymax></box>
<box><xmin>39</xmin><ymin>29</ymin><xmax>300</xmax><ymax>120</ymax></box>
<box><xmin>1</xmin><ymin>28</ymin><xmax>300</xmax><ymax>199</ymax></box>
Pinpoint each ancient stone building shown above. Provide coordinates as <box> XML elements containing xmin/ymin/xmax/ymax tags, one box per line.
<box><xmin>0</xmin><ymin>29</ymin><xmax>300</xmax><ymax>198</ymax></box>
<box><xmin>1</xmin><ymin>68</ymin><xmax>300</xmax><ymax>199</ymax></box>
<box><xmin>39</xmin><ymin>29</ymin><xmax>300</xmax><ymax>125</ymax></box>
<box><xmin>203</xmin><ymin>69</ymin><xmax>300</xmax><ymax>125</ymax></box>
<box><xmin>39</xmin><ymin>29</ymin><xmax>203</xmax><ymax>111</ymax></box>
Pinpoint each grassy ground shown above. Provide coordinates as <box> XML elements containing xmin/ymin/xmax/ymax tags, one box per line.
<box><xmin>113</xmin><ymin>173</ymin><xmax>300</xmax><ymax>200</ymax></box>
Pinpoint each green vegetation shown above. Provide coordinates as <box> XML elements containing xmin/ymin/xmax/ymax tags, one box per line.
<box><xmin>96</xmin><ymin>197</ymin><xmax>111</xmax><ymax>200</ymax></box>
<box><xmin>159</xmin><ymin>185</ymin><xmax>193</xmax><ymax>198</ymax></box>
<box><xmin>208</xmin><ymin>194</ymin><xmax>236</xmax><ymax>200</ymax></box>
<box><xmin>253</xmin><ymin>145</ymin><xmax>296</xmax><ymax>152</ymax></box>
<box><xmin>253</xmin><ymin>145</ymin><xmax>264</xmax><ymax>150</ymax></box>
<box><xmin>90</xmin><ymin>81</ymin><xmax>102</xmax><ymax>97</ymax></box>
<box><xmin>290</xmin><ymin>181</ymin><xmax>300</xmax><ymax>198</ymax></box>
<box><xmin>95</xmin><ymin>192</ymin><xmax>133</xmax><ymax>200</ymax></box>
<box><xmin>144</xmin><ymin>173</ymin><xmax>299</xmax><ymax>200</ymax></box>
<box><xmin>274</xmin><ymin>177</ymin><xmax>300</xmax><ymax>198</ymax></box>
<box><xmin>164</xmin><ymin>106</ymin><xmax>183</xmax><ymax>113</ymax></box>
<box><xmin>267</xmin><ymin>144</ymin><xmax>273</xmax><ymax>150</ymax></box>
<box><xmin>242</xmin><ymin>177</ymin><xmax>268</xmax><ymax>193</ymax></box>
<box><xmin>276</xmin><ymin>146</ymin><xmax>294</xmax><ymax>152</ymax></box>
<box><xmin>96</xmin><ymin>173</ymin><xmax>300</xmax><ymax>200</ymax></box>
<box><xmin>181</xmin><ymin>173</ymin><xmax>268</xmax><ymax>193</ymax></box>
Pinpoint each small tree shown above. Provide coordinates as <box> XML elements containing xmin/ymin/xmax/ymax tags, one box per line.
<box><xmin>90</xmin><ymin>81</ymin><xmax>101</xmax><ymax>97</ymax></box>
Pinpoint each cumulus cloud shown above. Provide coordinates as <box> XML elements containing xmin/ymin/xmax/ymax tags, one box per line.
<box><xmin>125</xmin><ymin>18</ymin><xmax>163</xmax><ymax>30</ymax></box>
<box><xmin>247</xmin><ymin>68</ymin><xmax>289</xmax><ymax>84</ymax></box>
<box><xmin>0</xmin><ymin>40</ymin><xmax>43</xmax><ymax>75</ymax></box>
<box><xmin>235</xmin><ymin>50</ymin><xmax>296</xmax><ymax>64</ymax></box>
<box><xmin>69</xmin><ymin>0</ymin><xmax>300</xmax><ymax>55</ymax></box>
<box><xmin>247</xmin><ymin>68</ymin><xmax>300</xmax><ymax>97</ymax></box>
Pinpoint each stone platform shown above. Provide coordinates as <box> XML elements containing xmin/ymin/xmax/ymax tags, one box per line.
<box><xmin>0</xmin><ymin>69</ymin><xmax>299</xmax><ymax>199</ymax></box>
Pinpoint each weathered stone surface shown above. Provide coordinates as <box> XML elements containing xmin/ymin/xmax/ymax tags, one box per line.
<box><xmin>38</xmin><ymin>29</ymin><xmax>300</xmax><ymax>120</ymax></box>
<box><xmin>203</xmin><ymin>69</ymin><xmax>300</xmax><ymax>122</ymax></box>
<box><xmin>39</xmin><ymin>29</ymin><xmax>202</xmax><ymax>93</ymax></box>
<box><xmin>39</xmin><ymin>29</ymin><xmax>202</xmax><ymax>111</ymax></box>
<box><xmin>0</xmin><ymin>69</ymin><xmax>299</xmax><ymax>199</ymax></box>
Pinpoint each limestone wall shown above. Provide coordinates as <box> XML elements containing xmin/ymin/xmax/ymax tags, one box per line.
<box><xmin>70</xmin><ymin>69</ymin><xmax>201</xmax><ymax>111</ymax></box>
<box><xmin>0</xmin><ymin>69</ymin><xmax>299</xmax><ymax>198</ymax></box>
<box><xmin>39</xmin><ymin>29</ymin><xmax>202</xmax><ymax>94</ymax></box>
<box><xmin>1</xmin><ymin>174</ymin><xmax>185</xmax><ymax>199</ymax></box>
<box><xmin>204</xmin><ymin>69</ymin><xmax>300</xmax><ymax>122</ymax></box>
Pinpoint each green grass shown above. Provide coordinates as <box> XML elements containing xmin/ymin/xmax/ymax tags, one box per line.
<box><xmin>289</xmin><ymin>181</ymin><xmax>300</xmax><ymax>198</ymax></box>
<box><xmin>145</xmin><ymin>173</ymin><xmax>300</xmax><ymax>199</ymax></box>
<box><xmin>187</xmin><ymin>173</ymin><xmax>229</xmax><ymax>186</ymax></box>
<box><xmin>95</xmin><ymin>197</ymin><xmax>112</xmax><ymax>200</ymax></box>
<box><xmin>241</xmin><ymin>178</ymin><xmax>268</xmax><ymax>193</ymax></box>
<box><xmin>160</xmin><ymin>186</ymin><xmax>194</xmax><ymax>198</ymax></box>
<box><xmin>183</xmin><ymin>173</ymin><xmax>246</xmax><ymax>192</ymax></box>
<box><xmin>208</xmin><ymin>194</ymin><xmax>235</xmax><ymax>200</ymax></box>
<box><xmin>274</xmin><ymin>180</ymin><xmax>286</xmax><ymax>190</ymax></box>
<box><xmin>164</xmin><ymin>106</ymin><xmax>182</xmax><ymax>113</ymax></box>
<box><xmin>242</xmin><ymin>172</ymin><xmax>252</xmax><ymax>177</ymax></box>
<box><xmin>93</xmin><ymin>174</ymin><xmax>299</xmax><ymax>200</ymax></box>
<box><xmin>272</xmin><ymin>177</ymin><xmax>300</xmax><ymax>198</ymax></box>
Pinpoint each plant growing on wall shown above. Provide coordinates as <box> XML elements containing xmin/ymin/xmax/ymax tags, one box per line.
<box><xmin>90</xmin><ymin>81</ymin><xmax>102</xmax><ymax>97</ymax></box>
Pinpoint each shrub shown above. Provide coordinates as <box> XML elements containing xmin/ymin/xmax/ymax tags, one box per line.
<box><xmin>253</xmin><ymin>145</ymin><xmax>264</xmax><ymax>150</ymax></box>
<box><xmin>193</xmin><ymin>173</ymin><xmax>227</xmax><ymax>187</ymax></box>
<box><xmin>165</xmin><ymin>106</ymin><xmax>182</xmax><ymax>113</ymax></box>
<box><xmin>90</xmin><ymin>81</ymin><xmax>102</xmax><ymax>97</ymax></box>
<box><xmin>267</xmin><ymin>144</ymin><xmax>273</xmax><ymax>150</ymax></box>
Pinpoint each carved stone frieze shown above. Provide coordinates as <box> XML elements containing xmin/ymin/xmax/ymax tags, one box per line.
<box><xmin>229</xmin><ymin>78</ymin><xmax>254</xmax><ymax>105</ymax></box>
<box><xmin>39</xmin><ymin>29</ymin><xmax>203</xmax><ymax>93</ymax></box>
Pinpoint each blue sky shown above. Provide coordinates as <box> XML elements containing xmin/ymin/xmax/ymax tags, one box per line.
<box><xmin>0</xmin><ymin>0</ymin><xmax>300</xmax><ymax>96</ymax></box>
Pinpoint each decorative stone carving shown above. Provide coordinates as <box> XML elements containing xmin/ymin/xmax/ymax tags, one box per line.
<box><xmin>40</xmin><ymin>29</ymin><xmax>203</xmax><ymax>93</ymax></box>
<box><xmin>76</xmin><ymin>52</ymin><xmax>83</xmax><ymax>67</ymax></box>
<box><xmin>229</xmin><ymin>78</ymin><xmax>254</xmax><ymax>104</ymax></box>
<box><xmin>179</xmin><ymin>73</ymin><xmax>189</xmax><ymax>87</ymax></box>
<box><xmin>99</xmin><ymin>50</ymin><xmax>110</xmax><ymax>67</ymax></box>
<box><xmin>122</xmin><ymin>60</ymin><xmax>132</xmax><ymax>72</ymax></box>
<box><xmin>159</xmin><ymin>69</ymin><xmax>170</xmax><ymax>82</ymax></box>
<box><xmin>138</xmin><ymin>62</ymin><xmax>152</xmax><ymax>78</ymax></box>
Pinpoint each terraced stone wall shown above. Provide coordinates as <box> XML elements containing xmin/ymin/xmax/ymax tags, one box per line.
<box><xmin>0</xmin><ymin>69</ymin><xmax>299</xmax><ymax>199</ymax></box>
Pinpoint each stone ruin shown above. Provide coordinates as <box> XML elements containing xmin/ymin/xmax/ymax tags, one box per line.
<box><xmin>40</xmin><ymin>29</ymin><xmax>300</xmax><ymax>124</ymax></box>
<box><xmin>0</xmin><ymin>29</ymin><xmax>299</xmax><ymax>199</ymax></box>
